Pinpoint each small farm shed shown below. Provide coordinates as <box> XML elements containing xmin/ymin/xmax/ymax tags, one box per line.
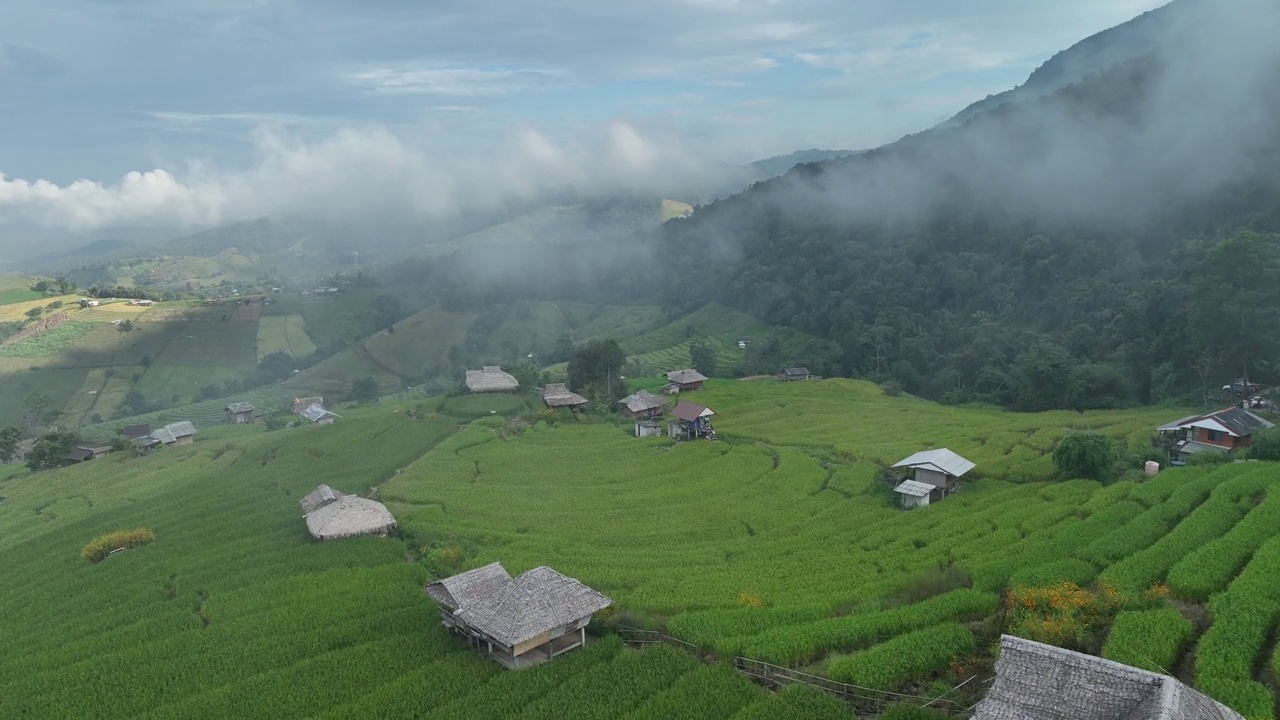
<box><xmin>665</xmin><ymin>369</ymin><xmax>707</xmax><ymax>392</ymax></box>
<box><xmin>123</xmin><ymin>424</ymin><xmax>151</xmax><ymax>441</ymax></box>
<box><xmin>292</xmin><ymin>396</ymin><xmax>325</xmax><ymax>414</ymax></box>
<box><xmin>619</xmin><ymin>389</ymin><xmax>665</xmax><ymax>419</ymax></box>
<box><xmin>466</xmin><ymin>366</ymin><xmax>520</xmax><ymax>394</ymax></box>
<box><xmin>303</xmin><ymin>493</ymin><xmax>397</xmax><ymax>541</ymax></box>
<box><xmin>892</xmin><ymin>480</ymin><xmax>936</xmax><ymax>509</ymax></box>
<box><xmin>891</xmin><ymin>448</ymin><xmax>974</xmax><ymax>501</ymax></box>
<box><xmin>150</xmin><ymin>421</ymin><xmax>197</xmax><ymax>447</ymax></box>
<box><xmin>225</xmin><ymin>402</ymin><xmax>256</xmax><ymax>424</ymax></box>
<box><xmin>635</xmin><ymin>420</ymin><xmax>662</xmax><ymax>438</ymax></box>
<box><xmin>1159</xmin><ymin>406</ymin><xmax>1274</xmax><ymax>465</ymax></box>
<box><xmin>781</xmin><ymin>367</ymin><xmax>812</xmax><ymax>382</ymax></box>
<box><xmin>301</xmin><ymin>405</ymin><xmax>339</xmax><ymax>425</ymax></box>
<box><xmin>64</xmin><ymin>446</ymin><xmax>111</xmax><ymax>463</ymax></box>
<box><xmin>300</xmin><ymin>484</ymin><xmax>343</xmax><ymax>515</ymax></box>
<box><xmin>668</xmin><ymin>401</ymin><xmax>716</xmax><ymax>441</ymax></box>
<box><xmin>973</xmin><ymin>635</ymin><xmax>1243</xmax><ymax>720</ymax></box>
<box><xmin>427</xmin><ymin>564</ymin><xmax>612</xmax><ymax>669</ymax></box>
<box><xmin>541</xmin><ymin>383</ymin><xmax>588</xmax><ymax>411</ymax></box>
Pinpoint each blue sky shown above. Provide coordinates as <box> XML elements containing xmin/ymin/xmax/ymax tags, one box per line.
<box><xmin>0</xmin><ymin>0</ymin><xmax>1166</xmax><ymax>231</ymax></box>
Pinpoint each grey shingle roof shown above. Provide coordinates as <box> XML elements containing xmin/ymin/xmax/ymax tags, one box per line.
<box><xmin>226</xmin><ymin>402</ymin><xmax>255</xmax><ymax>413</ymax></box>
<box><xmin>300</xmin><ymin>484</ymin><xmax>344</xmax><ymax>515</ymax></box>
<box><xmin>542</xmin><ymin>383</ymin><xmax>588</xmax><ymax>408</ymax></box>
<box><xmin>149</xmin><ymin>427</ymin><xmax>176</xmax><ymax>444</ymax></box>
<box><xmin>304</xmin><ymin>495</ymin><xmax>396</xmax><ymax>540</ymax></box>
<box><xmin>973</xmin><ymin>635</ymin><xmax>1243</xmax><ymax>720</ymax></box>
<box><xmin>666</xmin><ymin>368</ymin><xmax>708</xmax><ymax>385</ymax></box>
<box><xmin>164</xmin><ymin>421</ymin><xmax>197</xmax><ymax>438</ymax></box>
<box><xmin>619</xmin><ymin>390</ymin><xmax>665</xmax><ymax>414</ymax></box>
<box><xmin>425</xmin><ymin>562</ymin><xmax>514</xmax><ymax>612</ymax></box>
<box><xmin>466</xmin><ymin>366</ymin><xmax>520</xmax><ymax>393</ymax></box>
<box><xmin>452</xmin><ymin>566</ymin><xmax>612</xmax><ymax>648</ymax></box>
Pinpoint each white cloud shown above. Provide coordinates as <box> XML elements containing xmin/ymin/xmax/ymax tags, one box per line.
<box><xmin>340</xmin><ymin>64</ymin><xmax>567</xmax><ymax>96</ymax></box>
<box><xmin>0</xmin><ymin>120</ymin><xmax>731</xmax><ymax>232</ymax></box>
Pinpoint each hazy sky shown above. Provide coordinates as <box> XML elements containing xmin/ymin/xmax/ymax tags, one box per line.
<box><xmin>0</xmin><ymin>0</ymin><xmax>1167</xmax><ymax>232</ymax></box>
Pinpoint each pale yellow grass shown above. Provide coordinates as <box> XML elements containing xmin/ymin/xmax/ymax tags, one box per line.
<box><xmin>0</xmin><ymin>295</ymin><xmax>81</xmax><ymax>321</ymax></box>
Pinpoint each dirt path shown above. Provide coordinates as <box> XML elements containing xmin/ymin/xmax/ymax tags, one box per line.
<box><xmin>548</xmin><ymin>302</ymin><xmax>575</xmax><ymax>341</ymax></box>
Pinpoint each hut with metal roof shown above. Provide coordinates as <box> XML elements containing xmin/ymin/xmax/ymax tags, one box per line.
<box><xmin>541</xmin><ymin>383</ymin><xmax>588</xmax><ymax>411</ymax></box>
<box><xmin>292</xmin><ymin>396</ymin><xmax>325</xmax><ymax>414</ymax></box>
<box><xmin>1158</xmin><ymin>406</ymin><xmax>1275</xmax><ymax>465</ymax></box>
<box><xmin>303</xmin><ymin>494</ymin><xmax>397</xmax><ymax>541</ymax></box>
<box><xmin>668</xmin><ymin>401</ymin><xmax>716</xmax><ymax>441</ymax></box>
<box><xmin>426</xmin><ymin>563</ymin><xmax>612</xmax><ymax>669</ymax></box>
<box><xmin>891</xmin><ymin>448</ymin><xmax>974</xmax><ymax>502</ymax></box>
<box><xmin>973</xmin><ymin>635</ymin><xmax>1242</xmax><ymax>720</ymax></box>
<box><xmin>780</xmin><ymin>367</ymin><xmax>812</xmax><ymax>382</ymax></box>
<box><xmin>225</xmin><ymin>402</ymin><xmax>256</xmax><ymax>424</ymax></box>
<box><xmin>892</xmin><ymin>479</ymin><xmax>936</xmax><ymax>509</ymax></box>
<box><xmin>301</xmin><ymin>405</ymin><xmax>339</xmax><ymax>425</ymax></box>
<box><xmin>466</xmin><ymin>366</ymin><xmax>520</xmax><ymax>394</ymax></box>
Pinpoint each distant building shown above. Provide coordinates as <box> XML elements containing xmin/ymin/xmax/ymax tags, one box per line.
<box><xmin>973</xmin><ymin>635</ymin><xmax>1243</xmax><ymax>720</ymax></box>
<box><xmin>892</xmin><ymin>480</ymin><xmax>936</xmax><ymax>509</ymax></box>
<box><xmin>465</xmin><ymin>366</ymin><xmax>520</xmax><ymax>394</ymax></box>
<box><xmin>300</xmin><ymin>486</ymin><xmax>397</xmax><ymax>541</ymax></box>
<box><xmin>292</xmin><ymin>397</ymin><xmax>325</xmax><ymax>414</ymax></box>
<box><xmin>891</xmin><ymin>448</ymin><xmax>974</xmax><ymax>504</ymax></box>
<box><xmin>619</xmin><ymin>390</ymin><xmax>665</xmax><ymax>420</ymax></box>
<box><xmin>635</xmin><ymin>420</ymin><xmax>663</xmax><ymax>438</ymax></box>
<box><xmin>665</xmin><ymin>369</ymin><xmax>707</xmax><ymax>392</ymax></box>
<box><xmin>301</xmin><ymin>405</ymin><xmax>339</xmax><ymax>425</ymax></box>
<box><xmin>63</xmin><ymin>446</ymin><xmax>112</xmax><ymax>463</ymax></box>
<box><xmin>123</xmin><ymin>424</ymin><xmax>152</xmax><ymax>441</ymax></box>
<box><xmin>668</xmin><ymin>401</ymin><xmax>716</xmax><ymax>441</ymax></box>
<box><xmin>780</xmin><ymin>367</ymin><xmax>812</xmax><ymax>382</ymax></box>
<box><xmin>541</xmin><ymin>383</ymin><xmax>588</xmax><ymax>411</ymax></box>
<box><xmin>225</xmin><ymin>402</ymin><xmax>256</xmax><ymax>424</ymax></box>
<box><xmin>1158</xmin><ymin>406</ymin><xmax>1274</xmax><ymax>465</ymax></box>
<box><xmin>148</xmin><ymin>421</ymin><xmax>197</xmax><ymax>446</ymax></box>
<box><xmin>133</xmin><ymin>299</ymin><xmax>155</xmax><ymax>307</ymax></box>
<box><xmin>426</xmin><ymin>563</ymin><xmax>612</xmax><ymax>669</ymax></box>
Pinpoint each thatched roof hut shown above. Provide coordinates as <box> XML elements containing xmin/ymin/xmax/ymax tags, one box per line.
<box><xmin>466</xmin><ymin>366</ymin><xmax>520</xmax><ymax>393</ymax></box>
<box><xmin>974</xmin><ymin>635</ymin><xmax>1242</xmax><ymax>720</ymax></box>
<box><xmin>542</xmin><ymin>383</ymin><xmax>588</xmax><ymax>409</ymax></box>
<box><xmin>665</xmin><ymin>368</ymin><xmax>707</xmax><ymax>390</ymax></box>
<box><xmin>619</xmin><ymin>390</ymin><xmax>665</xmax><ymax>417</ymax></box>
<box><xmin>425</xmin><ymin>562</ymin><xmax>513</xmax><ymax>612</ymax></box>
<box><xmin>300</xmin><ymin>484</ymin><xmax>343</xmax><ymax>516</ymax></box>
<box><xmin>453</xmin><ymin>566</ymin><xmax>612</xmax><ymax>649</ymax></box>
<box><xmin>304</xmin><ymin>495</ymin><xmax>397</xmax><ymax>540</ymax></box>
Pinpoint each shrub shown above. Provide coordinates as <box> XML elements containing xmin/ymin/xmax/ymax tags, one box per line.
<box><xmin>1052</xmin><ymin>431</ymin><xmax>1114</xmax><ymax>480</ymax></box>
<box><xmin>1009</xmin><ymin>559</ymin><xmax>1097</xmax><ymax>589</ymax></box>
<box><xmin>1246</xmin><ymin>428</ymin><xmax>1280</xmax><ymax>461</ymax></box>
<box><xmin>80</xmin><ymin>528</ymin><xmax>156</xmax><ymax>563</ymax></box>
<box><xmin>1102</xmin><ymin>608</ymin><xmax>1192</xmax><ymax>673</ymax></box>
<box><xmin>880</xmin><ymin>380</ymin><xmax>904</xmax><ymax>397</ymax></box>
<box><xmin>826</xmin><ymin>623</ymin><xmax>975</xmax><ymax>690</ymax></box>
<box><xmin>1006</xmin><ymin>582</ymin><xmax>1129</xmax><ymax>650</ymax></box>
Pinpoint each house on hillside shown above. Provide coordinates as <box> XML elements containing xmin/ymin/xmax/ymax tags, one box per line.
<box><xmin>133</xmin><ymin>299</ymin><xmax>155</xmax><ymax>307</ymax></box>
<box><xmin>973</xmin><ymin>635</ymin><xmax>1243</xmax><ymax>720</ymax></box>
<box><xmin>891</xmin><ymin>448</ymin><xmax>974</xmax><ymax>505</ymax></box>
<box><xmin>541</xmin><ymin>383</ymin><xmax>588</xmax><ymax>411</ymax></box>
<box><xmin>292</xmin><ymin>396</ymin><xmax>325</xmax><ymax>414</ymax></box>
<box><xmin>225</xmin><ymin>402</ymin><xmax>256</xmax><ymax>424</ymax></box>
<box><xmin>668</xmin><ymin>401</ymin><xmax>716</xmax><ymax>441</ymax></box>
<box><xmin>123</xmin><ymin>424</ymin><xmax>151</xmax><ymax>442</ymax></box>
<box><xmin>150</xmin><ymin>421</ymin><xmax>198</xmax><ymax>447</ymax></box>
<box><xmin>301</xmin><ymin>405</ymin><xmax>339</xmax><ymax>425</ymax></box>
<box><xmin>1158</xmin><ymin>406</ymin><xmax>1275</xmax><ymax>465</ymax></box>
<box><xmin>780</xmin><ymin>367</ymin><xmax>812</xmax><ymax>382</ymax></box>
<box><xmin>64</xmin><ymin>445</ymin><xmax>112</xmax><ymax>464</ymax></box>
<box><xmin>619</xmin><ymin>389</ymin><xmax>665</xmax><ymax>420</ymax></box>
<box><xmin>301</xmin><ymin>486</ymin><xmax>397</xmax><ymax>541</ymax></box>
<box><xmin>665</xmin><ymin>369</ymin><xmax>707</xmax><ymax>392</ymax></box>
<box><xmin>426</xmin><ymin>563</ymin><xmax>612</xmax><ymax>669</ymax></box>
<box><xmin>465</xmin><ymin>366</ymin><xmax>520</xmax><ymax>394</ymax></box>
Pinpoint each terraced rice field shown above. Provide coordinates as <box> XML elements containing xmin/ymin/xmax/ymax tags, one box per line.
<box><xmin>257</xmin><ymin>315</ymin><xmax>319</xmax><ymax>360</ymax></box>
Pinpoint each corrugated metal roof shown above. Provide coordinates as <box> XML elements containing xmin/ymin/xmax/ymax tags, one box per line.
<box><xmin>164</xmin><ymin>421</ymin><xmax>197</xmax><ymax>438</ymax></box>
<box><xmin>1176</xmin><ymin>440</ymin><xmax>1229</xmax><ymax>455</ymax></box>
<box><xmin>892</xmin><ymin>448</ymin><xmax>975</xmax><ymax>478</ymax></box>
<box><xmin>893</xmin><ymin>480</ymin><xmax>935</xmax><ymax>497</ymax></box>
<box><xmin>302</xmin><ymin>405</ymin><xmax>338</xmax><ymax>422</ymax></box>
<box><xmin>226</xmin><ymin>402</ymin><xmax>255</xmax><ymax>413</ymax></box>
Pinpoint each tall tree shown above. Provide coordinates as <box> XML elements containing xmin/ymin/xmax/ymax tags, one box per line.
<box><xmin>689</xmin><ymin>339</ymin><xmax>718</xmax><ymax>378</ymax></box>
<box><xmin>0</xmin><ymin>426</ymin><xmax>22</xmax><ymax>463</ymax></box>
<box><xmin>23</xmin><ymin>393</ymin><xmax>60</xmax><ymax>434</ymax></box>
<box><xmin>26</xmin><ymin>430</ymin><xmax>81</xmax><ymax>472</ymax></box>
<box><xmin>567</xmin><ymin>339</ymin><xmax>627</xmax><ymax>401</ymax></box>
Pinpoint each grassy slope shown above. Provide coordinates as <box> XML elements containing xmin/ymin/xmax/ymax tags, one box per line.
<box><xmin>256</xmin><ymin>315</ymin><xmax>318</xmax><ymax>360</ymax></box>
<box><xmin>0</xmin><ymin>405</ymin><xmax>833</xmax><ymax>720</ymax></box>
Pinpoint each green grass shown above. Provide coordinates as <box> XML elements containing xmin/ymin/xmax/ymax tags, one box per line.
<box><xmin>364</xmin><ymin>305</ymin><xmax>476</xmax><ymax>376</ymax></box>
<box><xmin>0</xmin><ymin>321</ymin><xmax>97</xmax><ymax>357</ymax></box>
<box><xmin>0</xmin><ymin>275</ymin><xmax>42</xmax><ymax>305</ymax></box>
<box><xmin>0</xmin><ymin>366</ymin><xmax>90</xmax><ymax>427</ymax></box>
<box><xmin>257</xmin><ymin>315</ymin><xmax>318</xmax><ymax>360</ymax></box>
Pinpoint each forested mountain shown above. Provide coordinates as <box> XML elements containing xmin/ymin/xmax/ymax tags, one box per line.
<box><xmin>658</xmin><ymin>0</ymin><xmax>1280</xmax><ymax>410</ymax></box>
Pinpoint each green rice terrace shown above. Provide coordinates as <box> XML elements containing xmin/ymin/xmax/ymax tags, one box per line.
<box><xmin>4</xmin><ymin>379</ymin><xmax>1280</xmax><ymax>718</ymax></box>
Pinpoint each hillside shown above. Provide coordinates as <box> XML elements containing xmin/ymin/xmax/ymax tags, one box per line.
<box><xmin>4</xmin><ymin>380</ymin><xmax>1278</xmax><ymax>717</ymax></box>
<box><xmin>661</xmin><ymin>1</ymin><xmax>1280</xmax><ymax>412</ymax></box>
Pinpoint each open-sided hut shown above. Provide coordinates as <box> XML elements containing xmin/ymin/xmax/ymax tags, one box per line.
<box><xmin>466</xmin><ymin>366</ymin><xmax>520</xmax><ymax>394</ymax></box>
<box><xmin>541</xmin><ymin>383</ymin><xmax>588</xmax><ymax>411</ymax></box>
<box><xmin>304</xmin><ymin>495</ymin><xmax>397</xmax><ymax>541</ymax></box>
<box><xmin>619</xmin><ymin>389</ymin><xmax>665</xmax><ymax>419</ymax></box>
<box><xmin>665</xmin><ymin>368</ymin><xmax>707</xmax><ymax>392</ymax></box>
<box><xmin>225</xmin><ymin>402</ymin><xmax>256</xmax><ymax>424</ymax></box>
<box><xmin>668</xmin><ymin>401</ymin><xmax>716</xmax><ymax>441</ymax></box>
<box><xmin>427</xmin><ymin>564</ymin><xmax>612</xmax><ymax>669</ymax></box>
<box><xmin>780</xmin><ymin>367</ymin><xmax>812</xmax><ymax>382</ymax></box>
<box><xmin>973</xmin><ymin>635</ymin><xmax>1242</xmax><ymax>720</ymax></box>
<box><xmin>891</xmin><ymin>448</ymin><xmax>974</xmax><ymax>503</ymax></box>
<box><xmin>301</xmin><ymin>405</ymin><xmax>339</xmax><ymax>425</ymax></box>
